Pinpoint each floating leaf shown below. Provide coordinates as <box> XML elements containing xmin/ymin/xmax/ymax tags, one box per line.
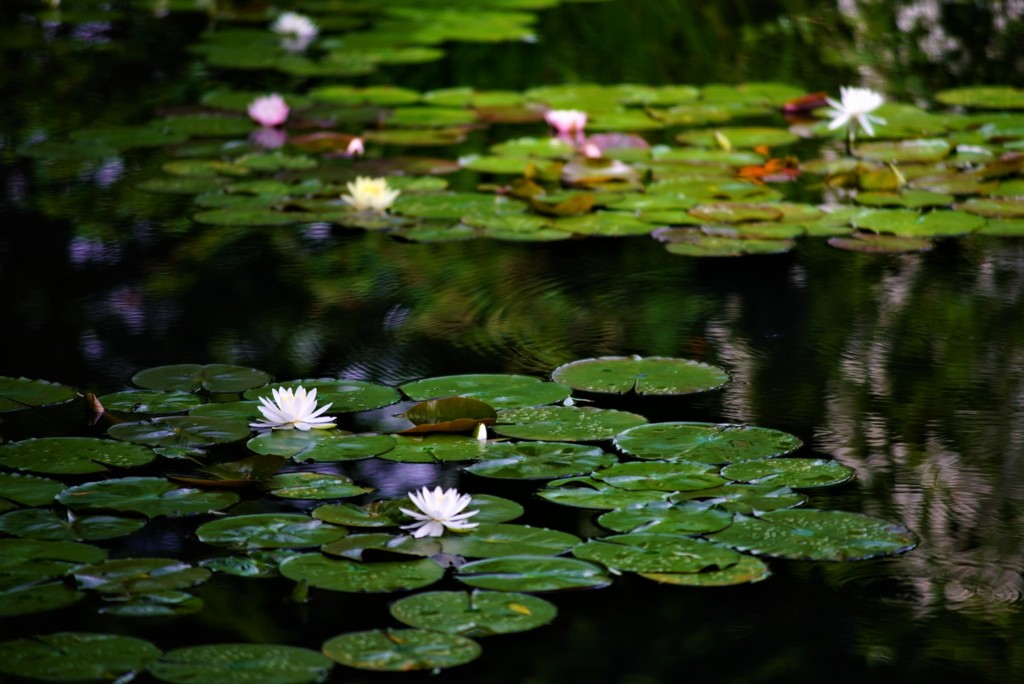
<box><xmin>196</xmin><ymin>514</ymin><xmax>348</xmax><ymax>550</ymax></box>
<box><xmin>0</xmin><ymin>633</ymin><xmax>162</xmax><ymax>683</ymax></box>
<box><xmin>108</xmin><ymin>416</ymin><xmax>250</xmax><ymax>448</ymax></box>
<box><xmin>827</xmin><ymin>232</ymin><xmax>934</xmax><ymax>253</ymax></box>
<box><xmin>150</xmin><ymin>644</ymin><xmax>333</xmax><ymax>684</ymax></box>
<box><xmin>399</xmin><ymin>374</ymin><xmax>571</xmax><ymax>409</ymax></box>
<box><xmin>99</xmin><ymin>590</ymin><xmax>204</xmax><ymax>617</ymax></box>
<box><xmin>465</xmin><ymin>441</ymin><xmax>616</xmax><ymax>479</ymax></box>
<box><xmin>0</xmin><ymin>472</ymin><xmax>65</xmax><ymax>508</ymax></box>
<box><xmin>0</xmin><ymin>376</ymin><xmax>78</xmax><ymax>413</ymax></box>
<box><xmin>399</xmin><ymin>396</ymin><xmax>497</xmax><ymax>434</ymax></box>
<box><xmin>132</xmin><ymin>363</ymin><xmax>271</xmax><ymax>393</ymax></box>
<box><xmin>538</xmin><ymin>477</ymin><xmax>669</xmax><ymax>510</ymax></box>
<box><xmin>708</xmin><ymin>510</ymin><xmax>918</xmax><ymax>561</ymax></box>
<box><xmin>376</xmin><ymin>434</ymin><xmax>485</xmax><ymax>463</ymax></box>
<box><xmin>0</xmin><ymin>509</ymin><xmax>146</xmax><ymax>542</ymax></box>
<box><xmin>265</xmin><ymin>472</ymin><xmax>373</xmax><ymax>499</ymax></box>
<box><xmin>614</xmin><ymin>422</ymin><xmax>801</xmax><ymax>464</ymax></box>
<box><xmin>850</xmin><ymin>209</ymin><xmax>985</xmax><ymax>237</ymax></box>
<box><xmin>169</xmin><ymin>454</ymin><xmax>286</xmax><ymax>488</ymax></box>
<box><xmin>594</xmin><ymin>460</ymin><xmax>726</xmax><ymax>492</ymax></box>
<box><xmin>457</xmin><ymin>555</ymin><xmax>612</xmax><ymax>591</ymax></box>
<box><xmin>321</xmin><ymin>629</ymin><xmax>480</xmax><ymax>672</ymax></box>
<box><xmin>98</xmin><ymin>390</ymin><xmax>202</xmax><ymax>414</ymax></box>
<box><xmin>639</xmin><ymin>553</ymin><xmax>771</xmax><ymax>586</ymax></box>
<box><xmin>0</xmin><ymin>582</ymin><xmax>84</xmax><ymax>617</ymax></box>
<box><xmin>935</xmin><ymin>85</ymin><xmax>1024</xmax><ymax>109</ymax></box>
<box><xmin>279</xmin><ymin>554</ymin><xmax>444</xmax><ymax>593</ymax></box>
<box><xmin>248</xmin><ymin>431</ymin><xmax>395</xmax><ymax>462</ymax></box>
<box><xmin>0</xmin><ymin>437</ymin><xmax>154</xmax><ymax>475</ymax></box>
<box><xmin>492</xmin><ymin>406</ymin><xmax>647</xmax><ymax>441</ymax></box>
<box><xmin>57</xmin><ymin>477</ymin><xmax>239</xmax><ymax>518</ymax></box>
<box><xmin>573</xmin><ymin>533</ymin><xmax>740</xmax><ymax>573</ymax></box>
<box><xmin>596</xmin><ymin>501</ymin><xmax>733</xmax><ymax>534</ymax></box>
<box><xmin>551</xmin><ymin>356</ymin><xmax>729</xmax><ymax>395</ymax></box>
<box><xmin>73</xmin><ymin>558</ymin><xmax>210</xmax><ymax>594</ymax></box>
<box><xmin>244</xmin><ymin>379</ymin><xmax>399</xmax><ymax>413</ymax></box>
<box><xmin>721</xmin><ymin>458</ymin><xmax>855</xmax><ymax>488</ymax></box>
<box><xmin>438</xmin><ymin>523</ymin><xmax>581</xmax><ymax>558</ymax></box>
<box><xmin>390</xmin><ymin>590</ymin><xmax>557</xmax><ymax>636</ymax></box>
<box><xmin>669</xmin><ymin>483</ymin><xmax>807</xmax><ymax>514</ymax></box>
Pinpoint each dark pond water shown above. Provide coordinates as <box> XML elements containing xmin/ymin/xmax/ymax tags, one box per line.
<box><xmin>3</xmin><ymin>1</ymin><xmax>1024</xmax><ymax>682</ymax></box>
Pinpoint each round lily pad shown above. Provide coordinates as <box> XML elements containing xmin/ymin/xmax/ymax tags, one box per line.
<box><xmin>592</xmin><ymin>460</ymin><xmax>726</xmax><ymax>492</ymax></box>
<box><xmin>827</xmin><ymin>233</ymin><xmax>934</xmax><ymax>253</ymax></box>
<box><xmin>0</xmin><ymin>376</ymin><xmax>78</xmax><ymax>413</ymax></box>
<box><xmin>551</xmin><ymin>356</ymin><xmax>729</xmax><ymax>395</ymax></box>
<box><xmin>850</xmin><ymin>208</ymin><xmax>985</xmax><ymax>237</ymax></box>
<box><xmin>676</xmin><ymin>126</ymin><xmax>799</xmax><ymax>148</ymax></box>
<box><xmin>538</xmin><ymin>477</ymin><xmax>670</xmax><ymax>510</ymax></box>
<box><xmin>73</xmin><ymin>558</ymin><xmax>210</xmax><ymax>594</ymax></box>
<box><xmin>0</xmin><ymin>582</ymin><xmax>84</xmax><ymax>617</ymax></box>
<box><xmin>265</xmin><ymin>472</ymin><xmax>373</xmax><ymax>499</ymax></box>
<box><xmin>244</xmin><ymin>379</ymin><xmax>400</xmax><ymax>413</ymax></box>
<box><xmin>0</xmin><ymin>632</ymin><xmax>162</xmax><ymax>682</ymax></box>
<box><xmin>132</xmin><ymin>363</ymin><xmax>271</xmax><ymax>393</ymax></box>
<box><xmin>596</xmin><ymin>501</ymin><xmax>733</xmax><ymax>534</ymax></box>
<box><xmin>399</xmin><ymin>374</ymin><xmax>571</xmax><ymax>409</ymax></box>
<box><xmin>390</xmin><ymin>590</ymin><xmax>557</xmax><ymax>636</ymax></box>
<box><xmin>614</xmin><ymin>422</ymin><xmax>802</xmax><ymax>464</ymax></box>
<box><xmin>853</xmin><ymin>139</ymin><xmax>952</xmax><ymax>163</ymax></box>
<box><xmin>936</xmin><ymin>85</ymin><xmax>1024</xmax><ymax>109</ymax></box>
<box><xmin>0</xmin><ymin>509</ymin><xmax>146</xmax><ymax>541</ymax></box>
<box><xmin>0</xmin><ymin>472</ymin><xmax>65</xmax><ymax>507</ymax></box>
<box><xmin>465</xmin><ymin>441</ymin><xmax>617</xmax><ymax>479</ymax></box>
<box><xmin>669</xmin><ymin>483</ymin><xmax>807</xmax><ymax>514</ymax></box>
<box><xmin>248</xmin><ymin>431</ymin><xmax>395</xmax><ymax>462</ymax></box>
<box><xmin>196</xmin><ymin>514</ymin><xmax>348</xmax><ymax>550</ymax></box>
<box><xmin>108</xmin><ymin>417</ymin><xmax>250</xmax><ymax>448</ymax></box>
<box><xmin>457</xmin><ymin>555</ymin><xmax>612</xmax><ymax>591</ymax></box>
<box><xmin>0</xmin><ymin>437</ymin><xmax>155</xmax><ymax>475</ymax></box>
<box><xmin>437</xmin><ymin>523</ymin><xmax>581</xmax><ymax>558</ymax></box>
<box><xmin>99</xmin><ymin>590</ymin><xmax>204</xmax><ymax>618</ymax></box>
<box><xmin>150</xmin><ymin>644</ymin><xmax>334</xmax><ymax>684</ymax></box>
<box><xmin>279</xmin><ymin>554</ymin><xmax>444</xmax><ymax>592</ymax></box>
<box><xmin>573</xmin><ymin>533</ymin><xmax>740</xmax><ymax>573</ymax></box>
<box><xmin>721</xmin><ymin>457</ymin><xmax>855</xmax><ymax>488</ymax></box>
<box><xmin>707</xmin><ymin>509</ymin><xmax>918</xmax><ymax>561</ymax></box>
<box><xmin>639</xmin><ymin>553</ymin><xmax>771</xmax><ymax>586</ymax></box>
<box><xmin>57</xmin><ymin>477</ymin><xmax>239</xmax><ymax>518</ymax></box>
<box><xmin>376</xmin><ymin>435</ymin><xmax>485</xmax><ymax>463</ymax></box>
<box><xmin>322</xmin><ymin>629</ymin><xmax>480</xmax><ymax>672</ymax></box>
<box><xmin>492</xmin><ymin>406</ymin><xmax>647</xmax><ymax>441</ymax></box>
<box><xmin>98</xmin><ymin>390</ymin><xmax>203</xmax><ymax>414</ymax></box>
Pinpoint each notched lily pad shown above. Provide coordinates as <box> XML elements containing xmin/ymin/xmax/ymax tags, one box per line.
<box><xmin>551</xmin><ymin>356</ymin><xmax>729</xmax><ymax>395</ymax></box>
<box><xmin>492</xmin><ymin>405</ymin><xmax>647</xmax><ymax>441</ymax></box>
<box><xmin>132</xmin><ymin>363</ymin><xmax>271</xmax><ymax>392</ymax></box>
<box><xmin>0</xmin><ymin>437</ymin><xmax>155</xmax><ymax>475</ymax></box>
<box><xmin>390</xmin><ymin>590</ymin><xmax>557</xmax><ymax>637</ymax></box>
<box><xmin>322</xmin><ymin>629</ymin><xmax>480</xmax><ymax>672</ymax></box>
<box><xmin>465</xmin><ymin>441</ymin><xmax>617</xmax><ymax>480</ymax></box>
<box><xmin>196</xmin><ymin>513</ymin><xmax>348</xmax><ymax>550</ymax></box>
<box><xmin>0</xmin><ymin>632</ymin><xmax>162</xmax><ymax>683</ymax></box>
<box><xmin>721</xmin><ymin>457</ymin><xmax>855</xmax><ymax>488</ymax></box>
<box><xmin>399</xmin><ymin>374</ymin><xmax>571</xmax><ymax>409</ymax></box>
<box><xmin>573</xmin><ymin>533</ymin><xmax>740</xmax><ymax>573</ymax></box>
<box><xmin>614</xmin><ymin>422</ymin><xmax>802</xmax><ymax>464</ymax></box>
<box><xmin>57</xmin><ymin>477</ymin><xmax>239</xmax><ymax>518</ymax></box>
<box><xmin>0</xmin><ymin>376</ymin><xmax>79</xmax><ymax>413</ymax></box>
<box><xmin>150</xmin><ymin>644</ymin><xmax>333</xmax><ymax>684</ymax></box>
<box><xmin>279</xmin><ymin>554</ymin><xmax>445</xmax><ymax>593</ymax></box>
<box><xmin>457</xmin><ymin>554</ymin><xmax>612</xmax><ymax>591</ymax></box>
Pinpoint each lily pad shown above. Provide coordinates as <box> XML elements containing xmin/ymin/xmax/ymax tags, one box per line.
<box><xmin>676</xmin><ymin>126</ymin><xmax>799</xmax><ymax>149</ymax></box>
<box><xmin>108</xmin><ymin>417</ymin><xmax>250</xmax><ymax>448</ymax></box>
<box><xmin>492</xmin><ymin>406</ymin><xmax>647</xmax><ymax>441</ymax></box>
<box><xmin>279</xmin><ymin>554</ymin><xmax>445</xmax><ymax>592</ymax></box>
<box><xmin>57</xmin><ymin>477</ymin><xmax>239</xmax><ymax>518</ymax></box>
<box><xmin>551</xmin><ymin>356</ymin><xmax>729</xmax><ymax>395</ymax></box>
<box><xmin>98</xmin><ymin>390</ymin><xmax>203</xmax><ymax>414</ymax></box>
<box><xmin>0</xmin><ymin>437</ymin><xmax>155</xmax><ymax>475</ymax></box>
<box><xmin>399</xmin><ymin>396</ymin><xmax>497</xmax><ymax>434</ymax></box>
<box><xmin>827</xmin><ymin>232</ymin><xmax>934</xmax><ymax>253</ymax></box>
<box><xmin>265</xmin><ymin>473</ymin><xmax>373</xmax><ymax>499</ymax></box>
<box><xmin>613</xmin><ymin>422</ymin><xmax>802</xmax><ymax>464</ymax></box>
<box><xmin>321</xmin><ymin>629</ymin><xmax>480</xmax><ymax>672</ymax></box>
<box><xmin>99</xmin><ymin>590</ymin><xmax>204</xmax><ymax>617</ymax></box>
<box><xmin>639</xmin><ymin>553</ymin><xmax>771</xmax><ymax>586</ymax></box>
<box><xmin>437</xmin><ymin>523</ymin><xmax>581</xmax><ymax>558</ymax></box>
<box><xmin>150</xmin><ymin>644</ymin><xmax>334</xmax><ymax>684</ymax></box>
<box><xmin>0</xmin><ymin>376</ymin><xmax>78</xmax><ymax>413</ymax></box>
<box><xmin>573</xmin><ymin>533</ymin><xmax>740</xmax><ymax>573</ymax></box>
<box><xmin>721</xmin><ymin>458</ymin><xmax>855</xmax><ymax>488</ymax></box>
<box><xmin>390</xmin><ymin>590</ymin><xmax>557</xmax><ymax>636</ymax></box>
<box><xmin>0</xmin><ymin>582</ymin><xmax>84</xmax><ymax>617</ymax></box>
<box><xmin>669</xmin><ymin>483</ymin><xmax>807</xmax><ymax>514</ymax></box>
<box><xmin>457</xmin><ymin>555</ymin><xmax>612</xmax><ymax>591</ymax></box>
<box><xmin>248</xmin><ymin>431</ymin><xmax>395</xmax><ymax>462</ymax></box>
<box><xmin>593</xmin><ymin>460</ymin><xmax>725</xmax><ymax>492</ymax></box>
<box><xmin>399</xmin><ymin>374</ymin><xmax>571</xmax><ymax>409</ymax></box>
<box><xmin>376</xmin><ymin>434</ymin><xmax>485</xmax><ymax>463</ymax></box>
<box><xmin>538</xmin><ymin>477</ymin><xmax>670</xmax><ymax>510</ymax></box>
<box><xmin>0</xmin><ymin>633</ymin><xmax>162</xmax><ymax>683</ymax></box>
<box><xmin>73</xmin><ymin>558</ymin><xmax>210</xmax><ymax>594</ymax></box>
<box><xmin>850</xmin><ymin>209</ymin><xmax>985</xmax><ymax>237</ymax></box>
<box><xmin>707</xmin><ymin>509</ymin><xmax>918</xmax><ymax>561</ymax></box>
<box><xmin>0</xmin><ymin>472</ymin><xmax>65</xmax><ymax>508</ymax></box>
<box><xmin>132</xmin><ymin>364</ymin><xmax>271</xmax><ymax>392</ymax></box>
<box><xmin>244</xmin><ymin>379</ymin><xmax>400</xmax><ymax>413</ymax></box>
<box><xmin>465</xmin><ymin>441</ymin><xmax>617</xmax><ymax>479</ymax></box>
<box><xmin>0</xmin><ymin>509</ymin><xmax>146</xmax><ymax>541</ymax></box>
<box><xmin>196</xmin><ymin>513</ymin><xmax>348</xmax><ymax>550</ymax></box>
<box><xmin>853</xmin><ymin>139</ymin><xmax>951</xmax><ymax>163</ymax></box>
<box><xmin>935</xmin><ymin>85</ymin><xmax>1024</xmax><ymax>109</ymax></box>
<box><xmin>596</xmin><ymin>500</ymin><xmax>733</xmax><ymax>534</ymax></box>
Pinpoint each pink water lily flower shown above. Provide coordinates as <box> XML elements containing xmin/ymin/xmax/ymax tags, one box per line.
<box><xmin>545</xmin><ymin>109</ymin><xmax>587</xmax><ymax>144</ymax></box>
<box><xmin>248</xmin><ymin>94</ymin><xmax>289</xmax><ymax>128</ymax></box>
<box><xmin>345</xmin><ymin>137</ymin><xmax>365</xmax><ymax>157</ymax></box>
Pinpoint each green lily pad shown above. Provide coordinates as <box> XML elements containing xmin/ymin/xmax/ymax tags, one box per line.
<box><xmin>196</xmin><ymin>513</ymin><xmax>348</xmax><ymax>550</ymax></box>
<box><xmin>935</xmin><ymin>85</ymin><xmax>1024</xmax><ymax>109</ymax></box>
<box><xmin>169</xmin><ymin>454</ymin><xmax>285</xmax><ymax>488</ymax></box>
<box><xmin>957</xmin><ymin>197</ymin><xmax>1024</xmax><ymax>218</ymax></box>
<box><xmin>99</xmin><ymin>590</ymin><xmax>204</xmax><ymax>617</ymax></box>
<box><xmin>551</xmin><ymin>356</ymin><xmax>729</xmax><ymax>395</ymax></box>
<box><xmin>854</xmin><ymin>190</ymin><xmax>955</xmax><ymax>208</ymax></box>
<box><xmin>853</xmin><ymin>139</ymin><xmax>952</xmax><ymax>163</ymax></box>
<box><xmin>827</xmin><ymin>232</ymin><xmax>934</xmax><ymax>253</ymax></box>
<box><xmin>708</xmin><ymin>509</ymin><xmax>918</xmax><ymax>561</ymax></box>
<box><xmin>613</xmin><ymin>422</ymin><xmax>802</xmax><ymax>464</ymax></box>
<box><xmin>321</xmin><ymin>533</ymin><xmax>442</xmax><ymax>561</ymax></box>
<box><xmin>676</xmin><ymin>126</ymin><xmax>799</xmax><ymax>149</ymax></box>
<box><xmin>489</xmin><ymin>136</ymin><xmax>576</xmax><ymax>159</ymax></box>
<box><xmin>669</xmin><ymin>483</ymin><xmax>807</xmax><ymax>514</ymax></box>
<box><xmin>594</xmin><ymin>460</ymin><xmax>726</xmax><ymax>492</ymax></box>
<box><xmin>377</xmin><ymin>434</ymin><xmax>485</xmax><ymax>463</ymax></box>
<box><xmin>192</xmin><ymin>208</ymin><xmax>313</xmax><ymax>227</ymax></box>
<box><xmin>639</xmin><ymin>553</ymin><xmax>771</xmax><ymax>586</ymax></box>
<box><xmin>551</xmin><ymin>213</ymin><xmax>655</xmax><ymax>237</ymax></box>
<box><xmin>362</xmin><ymin>127</ymin><xmax>470</xmax><ymax>146</ymax></box>
<box><xmin>437</xmin><ymin>523</ymin><xmax>581</xmax><ymax>558</ymax></box>
<box><xmin>386</xmin><ymin>106</ymin><xmax>478</xmax><ymax>128</ymax></box>
<box><xmin>108</xmin><ymin>416</ymin><xmax>250</xmax><ymax>448</ymax></box>
<box><xmin>457</xmin><ymin>555</ymin><xmax>612</xmax><ymax>591</ymax></box>
<box><xmin>73</xmin><ymin>558</ymin><xmax>210</xmax><ymax>594</ymax></box>
<box><xmin>200</xmin><ymin>550</ymin><xmax>299</xmax><ymax>578</ymax></box>
<box><xmin>492</xmin><ymin>406</ymin><xmax>647</xmax><ymax>441</ymax></box>
<box><xmin>538</xmin><ymin>477</ymin><xmax>670</xmax><ymax>510</ymax></box>
<box><xmin>308</xmin><ymin>85</ymin><xmax>421</xmax><ymax>106</ymax></box>
<box><xmin>0</xmin><ymin>509</ymin><xmax>146</xmax><ymax>541</ymax></box>
<box><xmin>57</xmin><ymin>477</ymin><xmax>239</xmax><ymax>518</ymax></box>
<box><xmin>0</xmin><ymin>581</ymin><xmax>84</xmax><ymax>617</ymax></box>
<box><xmin>98</xmin><ymin>390</ymin><xmax>203</xmax><ymax>414</ymax></box>
<box><xmin>400</xmin><ymin>396</ymin><xmax>497</xmax><ymax>434</ymax></box>
<box><xmin>321</xmin><ymin>629</ymin><xmax>480</xmax><ymax>672</ymax></box>
<box><xmin>0</xmin><ymin>472</ymin><xmax>65</xmax><ymax>507</ymax></box>
<box><xmin>314</xmin><ymin>494</ymin><xmax>521</xmax><ymax>528</ymax></box>
<box><xmin>279</xmin><ymin>554</ymin><xmax>444</xmax><ymax>593</ymax></box>
<box><xmin>663</xmin><ymin>233</ymin><xmax>796</xmax><ymax>256</ymax></box>
<box><xmin>850</xmin><ymin>209</ymin><xmax>985</xmax><ymax>236</ymax></box>
<box><xmin>978</xmin><ymin>218</ymin><xmax>1024</xmax><ymax>236</ymax></box>
<box><xmin>0</xmin><ymin>437</ymin><xmax>155</xmax><ymax>475</ymax></box>
<box><xmin>465</xmin><ymin>441</ymin><xmax>616</xmax><ymax>479</ymax></box>
<box><xmin>265</xmin><ymin>472</ymin><xmax>373</xmax><ymax>499</ymax></box>
<box><xmin>390</xmin><ymin>590</ymin><xmax>557</xmax><ymax>636</ymax></box>
<box><xmin>0</xmin><ymin>633</ymin><xmax>162</xmax><ymax>683</ymax></box>
<box><xmin>244</xmin><ymin>379</ymin><xmax>400</xmax><ymax>413</ymax></box>
<box><xmin>248</xmin><ymin>431</ymin><xmax>395</xmax><ymax>462</ymax></box>
<box><xmin>0</xmin><ymin>376</ymin><xmax>78</xmax><ymax>413</ymax></box>
<box><xmin>721</xmin><ymin>458</ymin><xmax>855</xmax><ymax>488</ymax></box>
<box><xmin>132</xmin><ymin>363</ymin><xmax>271</xmax><ymax>393</ymax></box>
<box><xmin>573</xmin><ymin>533</ymin><xmax>740</xmax><ymax>573</ymax></box>
<box><xmin>596</xmin><ymin>500</ymin><xmax>733</xmax><ymax>534</ymax></box>
<box><xmin>391</xmin><ymin>192</ymin><xmax>524</xmax><ymax>220</ymax></box>
<box><xmin>459</xmin><ymin>154</ymin><xmax>535</xmax><ymax>175</ymax></box>
<box><xmin>150</xmin><ymin>644</ymin><xmax>334</xmax><ymax>684</ymax></box>
<box><xmin>399</xmin><ymin>374</ymin><xmax>571</xmax><ymax>409</ymax></box>
<box><xmin>0</xmin><ymin>538</ymin><xmax>108</xmax><ymax>567</ymax></box>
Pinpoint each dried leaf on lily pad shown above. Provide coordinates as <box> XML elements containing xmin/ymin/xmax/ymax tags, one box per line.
<box><xmin>398</xmin><ymin>397</ymin><xmax>497</xmax><ymax>434</ymax></box>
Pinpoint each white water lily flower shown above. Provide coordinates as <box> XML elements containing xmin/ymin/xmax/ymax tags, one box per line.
<box><xmin>342</xmin><ymin>177</ymin><xmax>401</xmax><ymax>213</ymax></box>
<box><xmin>825</xmin><ymin>86</ymin><xmax>887</xmax><ymax>137</ymax></box>
<box><xmin>250</xmin><ymin>386</ymin><xmax>335</xmax><ymax>431</ymax></box>
<box><xmin>400</xmin><ymin>486</ymin><xmax>480</xmax><ymax>538</ymax></box>
<box><xmin>272</xmin><ymin>11</ymin><xmax>318</xmax><ymax>52</ymax></box>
